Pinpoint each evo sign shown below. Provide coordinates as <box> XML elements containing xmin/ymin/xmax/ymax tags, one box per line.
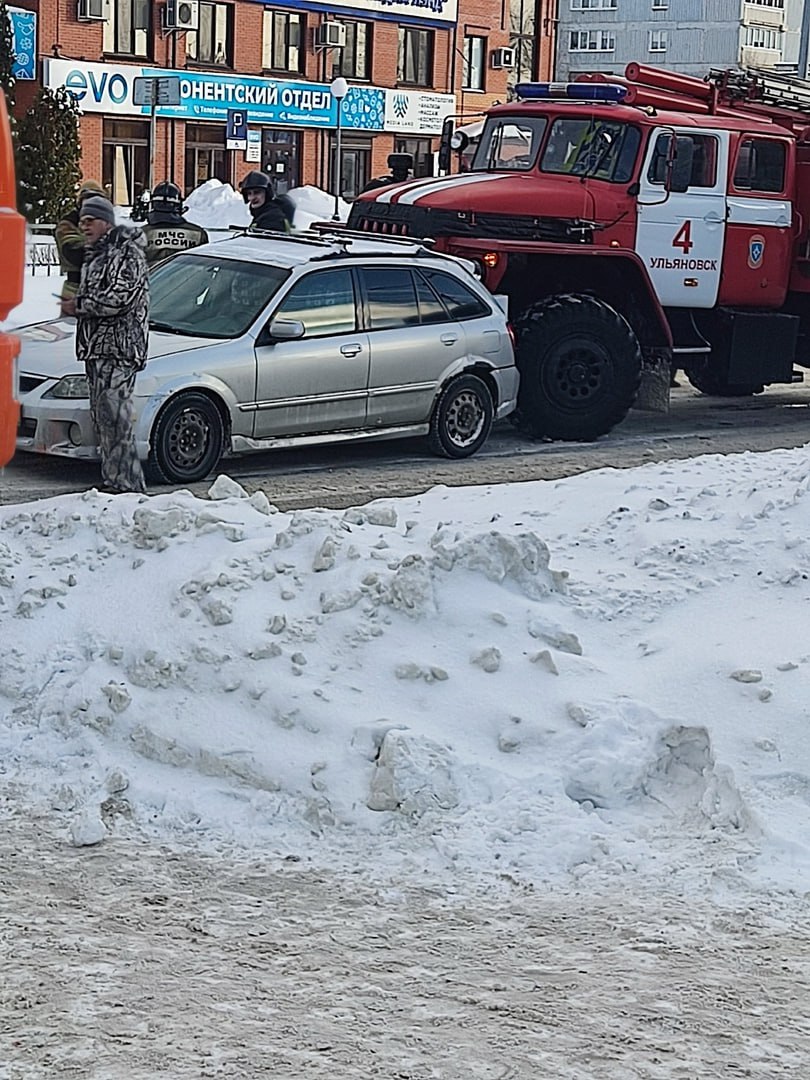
<box><xmin>45</xmin><ymin>59</ymin><xmax>454</xmax><ymax>135</ymax></box>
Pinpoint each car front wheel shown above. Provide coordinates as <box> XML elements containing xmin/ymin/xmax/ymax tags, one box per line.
<box><xmin>429</xmin><ymin>374</ymin><xmax>494</xmax><ymax>459</ymax></box>
<box><xmin>146</xmin><ymin>391</ymin><xmax>226</xmax><ymax>485</ymax></box>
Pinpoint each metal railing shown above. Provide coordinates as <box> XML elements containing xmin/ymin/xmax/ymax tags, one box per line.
<box><xmin>26</xmin><ymin>224</ymin><xmax>60</xmax><ymax>275</ymax></box>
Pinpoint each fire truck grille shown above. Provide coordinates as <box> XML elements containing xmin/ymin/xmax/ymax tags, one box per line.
<box><xmin>347</xmin><ymin>202</ymin><xmax>593</xmax><ymax>245</ymax></box>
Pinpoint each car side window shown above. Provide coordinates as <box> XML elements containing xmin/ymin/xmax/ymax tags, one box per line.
<box><xmin>414</xmin><ymin>275</ymin><xmax>449</xmax><ymax>325</ymax></box>
<box><xmin>362</xmin><ymin>268</ymin><xmax>420</xmax><ymax>330</ymax></box>
<box><xmin>274</xmin><ymin>268</ymin><xmax>356</xmax><ymax>336</ymax></box>
<box><xmin>420</xmin><ymin>270</ymin><xmax>490</xmax><ymax>320</ymax></box>
<box><xmin>733</xmin><ymin>138</ymin><xmax>786</xmax><ymax>194</ymax></box>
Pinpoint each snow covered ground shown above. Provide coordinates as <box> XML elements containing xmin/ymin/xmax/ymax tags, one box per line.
<box><xmin>5</xmin><ymin>222</ymin><xmax>810</xmax><ymax>1076</ymax></box>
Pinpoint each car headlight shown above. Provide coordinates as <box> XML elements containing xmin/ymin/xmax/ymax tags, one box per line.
<box><xmin>42</xmin><ymin>375</ymin><xmax>90</xmax><ymax>399</ymax></box>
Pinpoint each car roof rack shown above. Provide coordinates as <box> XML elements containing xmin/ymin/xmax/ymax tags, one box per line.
<box><xmin>307</xmin><ymin>222</ymin><xmax>436</xmax><ymax>248</ymax></box>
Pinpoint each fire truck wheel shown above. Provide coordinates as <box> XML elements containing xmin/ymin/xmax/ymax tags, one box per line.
<box><xmin>429</xmin><ymin>374</ymin><xmax>494</xmax><ymax>458</ymax></box>
<box><xmin>513</xmin><ymin>295</ymin><xmax>642</xmax><ymax>441</ymax></box>
<box><xmin>146</xmin><ymin>391</ymin><xmax>226</xmax><ymax>485</ymax></box>
<box><xmin>683</xmin><ymin>359</ymin><xmax>764</xmax><ymax>398</ymax></box>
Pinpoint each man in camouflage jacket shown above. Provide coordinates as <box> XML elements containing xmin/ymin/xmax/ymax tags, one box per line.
<box><xmin>55</xmin><ymin>179</ymin><xmax>107</xmax><ymax>300</ymax></box>
<box><xmin>60</xmin><ymin>196</ymin><xmax>149</xmax><ymax>495</ymax></box>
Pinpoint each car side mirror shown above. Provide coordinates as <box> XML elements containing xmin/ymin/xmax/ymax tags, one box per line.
<box><xmin>260</xmin><ymin>318</ymin><xmax>305</xmax><ymax>344</ymax></box>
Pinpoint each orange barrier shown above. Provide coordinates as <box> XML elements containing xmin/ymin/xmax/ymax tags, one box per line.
<box><xmin>0</xmin><ymin>88</ymin><xmax>24</xmax><ymax>467</ymax></box>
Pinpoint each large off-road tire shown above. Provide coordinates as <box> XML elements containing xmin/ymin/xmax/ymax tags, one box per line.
<box><xmin>429</xmin><ymin>374</ymin><xmax>494</xmax><ymax>458</ymax></box>
<box><xmin>683</xmin><ymin>358</ymin><xmax>763</xmax><ymax>398</ymax></box>
<box><xmin>513</xmin><ymin>294</ymin><xmax>642</xmax><ymax>441</ymax></box>
<box><xmin>146</xmin><ymin>391</ymin><xmax>226</xmax><ymax>485</ymax></box>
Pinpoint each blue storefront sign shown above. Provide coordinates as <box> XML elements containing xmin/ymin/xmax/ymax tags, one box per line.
<box><xmin>8</xmin><ymin>7</ymin><xmax>36</xmax><ymax>81</ymax></box>
<box><xmin>45</xmin><ymin>59</ymin><xmax>452</xmax><ymax>135</ymax></box>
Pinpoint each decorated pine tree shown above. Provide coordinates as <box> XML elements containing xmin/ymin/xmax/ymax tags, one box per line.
<box><xmin>0</xmin><ymin>0</ymin><xmax>16</xmax><ymax>108</ymax></box>
<box><xmin>16</xmin><ymin>87</ymin><xmax>81</xmax><ymax>223</ymax></box>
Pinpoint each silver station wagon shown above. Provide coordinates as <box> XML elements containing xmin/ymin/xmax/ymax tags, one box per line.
<box><xmin>16</xmin><ymin>229</ymin><xmax>519</xmax><ymax>484</ymax></box>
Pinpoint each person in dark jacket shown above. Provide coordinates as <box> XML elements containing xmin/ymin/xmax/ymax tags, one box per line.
<box><xmin>142</xmin><ymin>180</ymin><xmax>209</xmax><ymax>266</ymax></box>
<box><xmin>55</xmin><ymin>179</ymin><xmax>107</xmax><ymax>300</ymax></box>
<box><xmin>239</xmin><ymin>170</ymin><xmax>294</xmax><ymax>232</ymax></box>
<box><xmin>60</xmin><ymin>196</ymin><xmax>149</xmax><ymax>495</ymax></box>
<box><xmin>361</xmin><ymin>153</ymin><xmax>414</xmax><ymax>193</ymax></box>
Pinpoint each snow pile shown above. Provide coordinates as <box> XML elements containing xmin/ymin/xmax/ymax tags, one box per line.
<box><xmin>183</xmin><ymin>179</ymin><xmax>349</xmax><ymax>232</ymax></box>
<box><xmin>3</xmin><ymin>450</ymin><xmax>810</xmax><ymax>894</ymax></box>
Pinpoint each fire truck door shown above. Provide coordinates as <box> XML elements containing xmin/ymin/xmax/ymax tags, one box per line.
<box><xmin>635</xmin><ymin>128</ymin><xmax>729</xmax><ymax>308</ymax></box>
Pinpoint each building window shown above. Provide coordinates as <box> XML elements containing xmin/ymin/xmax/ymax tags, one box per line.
<box><xmin>261</xmin><ymin>129</ymin><xmax>301</xmax><ymax>192</ymax></box>
<box><xmin>103</xmin><ymin>119</ymin><xmax>149</xmax><ymax>205</ymax></box>
<box><xmin>462</xmin><ymin>36</ymin><xmax>486</xmax><ymax>91</ymax></box>
<box><xmin>394</xmin><ymin>136</ymin><xmax>433</xmax><ymax>177</ymax></box>
<box><xmin>651</xmin><ymin>0</ymin><xmax>668</xmax><ymax>8</ymax></box>
<box><xmin>747</xmin><ymin>0</ymin><xmax>784</xmax><ymax>6</ymax></box>
<box><xmin>398</xmin><ymin>27</ymin><xmax>433</xmax><ymax>86</ymax></box>
<box><xmin>262</xmin><ymin>10</ymin><xmax>305</xmax><ymax>72</ymax></box>
<box><xmin>649</xmin><ymin>29</ymin><xmax>667</xmax><ymax>51</ymax></box>
<box><xmin>187</xmin><ymin>2</ymin><xmax>233</xmax><ymax>66</ymax></box>
<box><xmin>185</xmin><ymin>124</ymin><xmax>227</xmax><ymax>194</ymax></box>
<box><xmin>510</xmin><ymin>0</ymin><xmax>537</xmax><ymax>84</ymax></box>
<box><xmin>569</xmin><ymin>29</ymin><xmax>616</xmax><ymax>51</ymax></box>
<box><xmin>333</xmin><ymin>21</ymin><xmax>371</xmax><ymax>80</ymax></box>
<box><xmin>570</xmin><ymin>0</ymin><xmax>617</xmax><ymax>8</ymax></box>
<box><xmin>103</xmin><ymin>0</ymin><xmax>150</xmax><ymax>57</ymax></box>
<box><xmin>743</xmin><ymin>24</ymin><xmax>782</xmax><ymax>49</ymax></box>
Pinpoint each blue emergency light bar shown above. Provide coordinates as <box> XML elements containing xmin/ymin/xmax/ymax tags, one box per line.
<box><xmin>515</xmin><ymin>82</ymin><xmax>628</xmax><ymax>103</ymax></box>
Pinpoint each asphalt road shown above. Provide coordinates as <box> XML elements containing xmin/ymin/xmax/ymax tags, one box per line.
<box><xmin>3</xmin><ymin>379</ymin><xmax>810</xmax><ymax>508</ymax></box>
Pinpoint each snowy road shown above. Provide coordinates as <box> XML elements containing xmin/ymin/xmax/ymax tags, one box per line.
<box><xmin>3</xmin><ymin>814</ymin><xmax>810</xmax><ymax>1080</ymax></box>
<box><xmin>4</xmin><ymin>381</ymin><xmax>810</xmax><ymax>507</ymax></box>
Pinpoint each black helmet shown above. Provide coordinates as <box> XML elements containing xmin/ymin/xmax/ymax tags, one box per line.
<box><xmin>151</xmin><ymin>180</ymin><xmax>183</xmax><ymax>212</ymax></box>
<box><xmin>240</xmin><ymin>170</ymin><xmax>271</xmax><ymax>201</ymax></box>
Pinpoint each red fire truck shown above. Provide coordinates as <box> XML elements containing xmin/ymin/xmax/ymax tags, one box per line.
<box><xmin>0</xmin><ymin>88</ymin><xmax>24</xmax><ymax>467</ymax></box>
<box><xmin>349</xmin><ymin>63</ymin><xmax>810</xmax><ymax>441</ymax></box>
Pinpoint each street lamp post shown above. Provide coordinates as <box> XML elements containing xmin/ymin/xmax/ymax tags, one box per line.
<box><xmin>330</xmin><ymin>77</ymin><xmax>348</xmax><ymax>221</ymax></box>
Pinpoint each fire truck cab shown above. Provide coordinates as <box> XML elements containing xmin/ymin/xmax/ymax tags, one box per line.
<box><xmin>0</xmin><ymin>89</ymin><xmax>24</xmax><ymax>467</ymax></box>
<box><xmin>349</xmin><ymin>64</ymin><xmax>810</xmax><ymax>441</ymax></box>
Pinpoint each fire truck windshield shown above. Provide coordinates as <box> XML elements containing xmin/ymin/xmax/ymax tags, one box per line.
<box><xmin>472</xmin><ymin>118</ymin><xmax>547</xmax><ymax>171</ymax></box>
<box><xmin>541</xmin><ymin>118</ymin><xmax>641</xmax><ymax>183</ymax></box>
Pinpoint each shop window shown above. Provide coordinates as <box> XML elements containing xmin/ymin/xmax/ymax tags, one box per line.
<box><xmin>102</xmin><ymin>119</ymin><xmax>149</xmax><ymax>206</ymax></box>
<box><xmin>394</xmin><ymin>136</ymin><xmax>433</xmax><ymax>178</ymax></box>
<box><xmin>462</xmin><ymin>36</ymin><xmax>486</xmax><ymax>91</ymax></box>
<box><xmin>332</xmin><ymin>141</ymin><xmax>371</xmax><ymax>199</ymax></box>
<box><xmin>262</xmin><ymin>10</ymin><xmax>305</xmax><ymax>72</ymax></box>
<box><xmin>103</xmin><ymin>0</ymin><xmax>150</xmax><ymax>57</ymax></box>
<box><xmin>398</xmin><ymin>27</ymin><xmax>433</xmax><ymax>86</ymax></box>
<box><xmin>332</xmin><ymin>22</ymin><xmax>371</xmax><ymax>80</ymax></box>
<box><xmin>261</xmin><ymin>129</ymin><xmax>301</xmax><ymax>193</ymax></box>
<box><xmin>185</xmin><ymin>124</ymin><xmax>227</xmax><ymax>193</ymax></box>
<box><xmin>187</xmin><ymin>2</ymin><xmax>233</xmax><ymax>66</ymax></box>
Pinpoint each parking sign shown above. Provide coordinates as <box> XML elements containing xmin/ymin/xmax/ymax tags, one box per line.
<box><xmin>226</xmin><ymin>109</ymin><xmax>248</xmax><ymax>150</ymax></box>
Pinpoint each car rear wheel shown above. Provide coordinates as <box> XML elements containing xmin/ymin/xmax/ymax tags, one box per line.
<box><xmin>429</xmin><ymin>374</ymin><xmax>494</xmax><ymax>459</ymax></box>
<box><xmin>146</xmin><ymin>392</ymin><xmax>226</xmax><ymax>485</ymax></box>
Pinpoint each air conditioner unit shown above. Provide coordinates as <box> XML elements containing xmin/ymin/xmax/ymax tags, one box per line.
<box><xmin>315</xmin><ymin>22</ymin><xmax>346</xmax><ymax>49</ymax></box>
<box><xmin>164</xmin><ymin>0</ymin><xmax>199</xmax><ymax>32</ymax></box>
<box><xmin>491</xmin><ymin>47</ymin><xmax>516</xmax><ymax>70</ymax></box>
<box><xmin>77</xmin><ymin>0</ymin><xmax>107</xmax><ymax>22</ymax></box>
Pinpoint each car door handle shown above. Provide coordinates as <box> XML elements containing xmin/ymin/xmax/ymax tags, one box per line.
<box><xmin>340</xmin><ymin>343</ymin><xmax>363</xmax><ymax>357</ymax></box>
<box><xmin>440</xmin><ymin>333</ymin><xmax>458</xmax><ymax>345</ymax></box>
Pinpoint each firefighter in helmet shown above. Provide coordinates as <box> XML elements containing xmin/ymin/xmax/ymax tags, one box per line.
<box><xmin>361</xmin><ymin>153</ymin><xmax>414</xmax><ymax>193</ymax></box>
<box><xmin>142</xmin><ymin>181</ymin><xmax>209</xmax><ymax>267</ymax></box>
<box><xmin>240</xmin><ymin>170</ymin><xmax>295</xmax><ymax>233</ymax></box>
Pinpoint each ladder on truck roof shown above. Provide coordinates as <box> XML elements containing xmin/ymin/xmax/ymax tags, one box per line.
<box><xmin>712</xmin><ymin>65</ymin><xmax>810</xmax><ymax>118</ymax></box>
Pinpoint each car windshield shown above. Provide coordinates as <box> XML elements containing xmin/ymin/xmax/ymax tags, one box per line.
<box><xmin>149</xmin><ymin>254</ymin><xmax>290</xmax><ymax>338</ymax></box>
<box><xmin>471</xmin><ymin>118</ymin><xmax>547</xmax><ymax>171</ymax></box>
<box><xmin>540</xmin><ymin>119</ymin><xmax>640</xmax><ymax>182</ymax></box>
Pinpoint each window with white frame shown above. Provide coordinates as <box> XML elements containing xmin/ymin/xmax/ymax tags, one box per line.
<box><xmin>651</xmin><ymin>0</ymin><xmax>668</xmax><ymax>9</ymax></box>
<box><xmin>569</xmin><ymin>29</ymin><xmax>616</xmax><ymax>51</ymax></box>
<box><xmin>462</xmin><ymin>35</ymin><xmax>486</xmax><ymax>90</ymax></box>
<box><xmin>744</xmin><ymin>24</ymin><xmax>782</xmax><ymax>49</ymax></box>
<box><xmin>746</xmin><ymin>0</ymin><xmax>784</xmax><ymax>7</ymax></box>
<box><xmin>570</xmin><ymin>0</ymin><xmax>617</xmax><ymax>9</ymax></box>
<box><xmin>649</xmin><ymin>29</ymin><xmax>667</xmax><ymax>51</ymax></box>
<box><xmin>262</xmin><ymin>10</ymin><xmax>305</xmax><ymax>72</ymax></box>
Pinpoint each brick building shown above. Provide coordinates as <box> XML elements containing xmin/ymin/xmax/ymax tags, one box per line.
<box><xmin>8</xmin><ymin>0</ymin><xmax>538</xmax><ymax>205</ymax></box>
